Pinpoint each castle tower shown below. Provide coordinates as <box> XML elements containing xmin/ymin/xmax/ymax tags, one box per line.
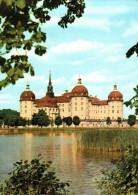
<box><xmin>46</xmin><ymin>71</ymin><xmax>54</xmax><ymax>98</ymax></box>
<box><xmin>20</xmin><ymin>82</ymin><xmax>35</xmax><ymax>119</ymax></box>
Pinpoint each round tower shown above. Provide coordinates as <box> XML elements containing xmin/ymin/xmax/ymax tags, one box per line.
<box><xmin>108</xmin><ymin>84</ymin><xmax>123</xmax><ymax>120</ymax></box>
<box><xmin>20</xmin><ymin>82</ymin><xmax>35</xmax><ymax>120</ymax></box>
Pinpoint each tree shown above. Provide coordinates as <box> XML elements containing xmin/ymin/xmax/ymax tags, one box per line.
<box><xmin>106</xmin><ymin>117</ymin><xmax>111</xmax><ymax>126</ymax></box>
<box><xmin>124</xmin><ymin>85</ymin><xmax>138</xmax><ymax>115</ymax></box>
<box><xmin>66</xmin><ymin>116</ymin><xmax>72</xmax><ymax>127</ymax></box>
<box><xmin>128</xmin><ymin>115</ymin><xmax>136</xmax><ymax>127</ymax></box>
<box><xmin>73</xmin><ymin>115</ymin><xmax>80</xmax><ymax>127</ymax></box>
<box><xmin>117</xmin><ymin>117</ymin><xmax>122</xmax><ymax>125</ymax></box>
<box><xmin>126</xmin><ymin>42</ymin><xmax>138</xmax><ymax>58</ymax></box>
<box><xmin>37</xmin><ymin>110</ymin><xmax>50</xmax><ymax>128</ymax></box>
<box><xmin>0</xmin><ymin>0</ymin><xmax>85</xmax><ymax>90</ymax></box>
<box><xmin>55</xmin><ymin>116</ymin><xmax>62</xmax><ymax>128</ymax></box>
<box><xmin>97</xmin><ymin>146</ymin><xmax>138</xmax><ymax>195</ymax></box>
<box><xmin>0</xmin><ymin>154</ymin><xmax>70</xmax><ymax>195</ymax></box>
<box><xmin>32</xmin><ymin>113</ymin><xmax>38</xmax><ymax>126</ymax></box>
<box><xmin>17</xmin><ymin>116</ymin><xmax>27</xmax><ymax>126</ymax></box>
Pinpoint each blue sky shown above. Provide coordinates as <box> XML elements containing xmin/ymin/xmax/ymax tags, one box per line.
<box><xmin>0</xmin><ymin>0</ymin><xmax>138</xmax><ymax>119</ymax></box>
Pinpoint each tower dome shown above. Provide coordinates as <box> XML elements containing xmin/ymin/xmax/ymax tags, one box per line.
<box><xmin>108</xmin><ymin>84</ymin><xmax>123</xmax><ymax>101</ymax></box>
<box><xmin>20</xmin><ymin>82</ymin><xmax>35</xmax><ymax>101</ymax></box>
<box><xmin>71</xmin><ymin>76</ymin><xmax>88</xmax><ymax>97</ymax></box>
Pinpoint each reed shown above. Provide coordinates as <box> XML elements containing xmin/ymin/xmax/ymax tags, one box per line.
<box><xmin>79</xmin><ymin>129</ymin><xmax>138</xmax><ymax>152</ymax></box>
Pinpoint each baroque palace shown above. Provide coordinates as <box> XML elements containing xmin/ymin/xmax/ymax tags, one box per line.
<box><xmin>20</xmin><ymin>72</ymin><xmax>123</xmax><ymax>123</ymax></box>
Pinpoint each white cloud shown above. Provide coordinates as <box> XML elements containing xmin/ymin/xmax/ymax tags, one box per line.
<box><xmin>121</xmin><ymin>83</ymin><xmax>137</xmax><ymax>90</ymax></box>
<box><xmin>71</xmin><ymin>70</ymin><xmax>112</xmax><ymax>83</ymax></box>
<box><xmin>0</xmin><ymin>94</ymin><xmax>18</xmax><ymax>100</ymax></box>
<box><xmin>106</xmin><ymin>55</ymin><xmax>124</xmax><ymax>63</ymax></box>
<box><xmin>34</xmin><ymin>90</ymin><xmax>45</xmax><ymax>98</ymax></box>
<box><xmin>46</xmin><ymin>16</ymin><xmax>59</xmax><ymax>25</ymax></box>
<box><xmin>50</xmin><ymin>40</ymin><xmax>104</xmax><ymax>54</ymax></box>
<box><xmin>74</xmin><ymin>18</ymin><xmax>112</xmax><ymax>32</ymax></box>
<box><xmin>50</xmin><ymin>40</ymin><xmax>124</xmax><ymax>56</ymax></box>
<box><xmin>123</xmin><ymin>21</ymin><xmax>138</xmax><ymax>37</ymax></box>
<box><xmin>86</xmin><ymin>5</ymin><xmax>130</xmax><ymax>15</ymax></box>
<box><xmin>99</xmin><ymin>43</ymin><xmax>123</xmax><ymax>54</ymax></box>
<box><xmin>52</xmin><ymin>77</ymin><xmax>66</xmax><ymax>85</ymax></box>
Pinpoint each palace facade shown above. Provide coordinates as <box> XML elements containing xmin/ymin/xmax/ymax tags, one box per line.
<box><xmin>20</xmin><ymin>72</ymin><xmax>123</xmax><ymax>121</ymax></box>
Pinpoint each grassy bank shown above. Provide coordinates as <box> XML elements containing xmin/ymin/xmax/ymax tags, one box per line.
<box><xmin>79</xmin><ymin>129</ymin><xmax>138</xmax><ymax>152</ymax></box>
<box><xmin>0</xmin><ymin>127</ymin><xmax>138</xmax><ymax>152</ymax></box>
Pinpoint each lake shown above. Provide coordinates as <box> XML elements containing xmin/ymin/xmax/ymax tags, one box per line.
<box><xmin>0</xmin><ymin>132</ymin><xmax>118</xmax><ymax>194</ymax></box>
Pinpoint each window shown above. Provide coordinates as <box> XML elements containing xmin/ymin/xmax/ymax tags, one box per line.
<box><xmin>75</xmin><ymin>97</ymin><xmax>77</xmax><ymax>100</ymax></box>
<box><xmin>75</xmin><ymin>107</ymin><xmax>77</xmax><ymax>111</ymax></box>
<box><xmin>62</xmin><ymin>104</ymin><xmax>64</xmax><ymax>107</ymax></box>
<box><xmin>25</xmin><ymin>105</ymin><xmax>27</xmax><ymax>108</ymax></box>
<box><xmin>117</xmin><ymin>110</ymin><xmax>119</xmax><ymax>113</ymax></box>
<box><xmin>112</xmin><ymin>106</ymin><xmax>114</xmax><ymax>108</ymax></box>
<box><xmin>25</xmin><ymin>110</ymin><xmax>27</xmax><ymax>113</ymax></box>
<box><xmin>81</xmin><ymin>107</ymin><xmax>83</xmax><ymax>111</ymax></box>
<box><xmin>75</xmin><ymin>92</ymin><xmax>77</xmax><ymax>95</ymax></box>
<box><xmin>75</xmin><ymin>102</ymin><xmax>77</xmax><ymax>106</ymax></box>
<box><xmin>62</xmin><ymin>109</ymin><xmax>64</xmax><ymax>112</ymax></box>
<box><xmin>81</xmin><ymin>102</ymin><xmax>83</xmax><ymax>105</ymax></box>
<box><xmin>112</xmin><ymin>110</ymin><xmax>114</xmax><ymax>113</ymax></box>
<box><xmin>25</xmin><ymin>101</ymin><xmax>27</xmax><ymax>104</ymax></box>
<box><xmin>81</xmin><ymin>97</ymin><xmax>83</xmax><ymax>100</ymax></box>
<box><xmin>81</xmin><ymin>92</ymin><xmax>83</xmax><ymax>95</ymax></box>
<box><xmin>104</xmin><ymin>110</ymin><xmax>106</xmax><ymax>113</ymax></box>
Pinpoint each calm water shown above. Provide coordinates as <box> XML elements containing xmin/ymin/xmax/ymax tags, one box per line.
<box><xmin>0</xmin><ymin>132</ymin><xmax>118</xmax><ymax>194</ymax></box>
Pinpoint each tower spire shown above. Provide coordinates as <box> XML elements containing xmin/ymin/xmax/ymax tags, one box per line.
<box><xmin>26</xmin><ymin>81</ymin><xmax>30</xmax><ymax>91</ymax></box>
<box><xmin>46</xmin><ymin>70</ymin><xmax>54</xmax><ymax>97</ymax></box>
<box><xmin>78</xmin><ymin>75</ymin><xmax>82</xmax><ymax>85</ymax></box>
<box><xmin>113</xmin><ymin>83</ymin><xmax>117</xmax><ymax>91</ymax></box>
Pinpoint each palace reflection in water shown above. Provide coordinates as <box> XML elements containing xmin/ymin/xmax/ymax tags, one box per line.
<box><xmin>0</xmin><ymin>132</ymin><xmax>118</xmax><ymax>194</ymax></box>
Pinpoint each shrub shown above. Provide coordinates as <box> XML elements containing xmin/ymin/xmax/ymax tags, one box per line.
<box><xmin>97</xmin><ymin>146</ymin><xmax>138</xmax><ymax>194</ymax></box>
<box><xmin>0</xmin><ymin>155</ymin><xmax>70</xmax><ymax>195</ymax></box>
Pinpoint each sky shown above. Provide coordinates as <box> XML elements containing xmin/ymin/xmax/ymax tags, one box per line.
<box><xmin>0</xmin><ymin>0</ymin><xmax>138</xmax><ymax>119</ymax></box>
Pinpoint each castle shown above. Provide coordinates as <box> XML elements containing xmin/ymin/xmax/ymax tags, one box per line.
<box><xmin>20</xmin><ymin>72</ymin><xmax>123</xmax><ymax>123</ymax></box>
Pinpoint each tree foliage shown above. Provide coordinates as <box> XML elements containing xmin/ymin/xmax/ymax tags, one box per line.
<box><xmin>97</xmin><ymin>146</ymin><xmax>138</xmax><ymax>195</ymax></box>
<box><xmin>128</xmin><ymin>115</ymin><xmax>136</xmax><ymax>127</ymax></box>
<box><xmin>66</xmin><ymin>116</ymin><xmax>72</xmax><ymax>127</ymax></box>
<box><xmin>0</xmin><ymin>109</ymin><xmax>21</xmax><ymax>127</ymax></box>
<box><xmin>55</xmin><ymin>116</ymin><xmax>62</xmax><ymax>127</ymax></box>
<box><xmin>117</xmin><ymin>117</ymin><xmax>122</xmax><ymax>125</ymax></box>
<box><xmin>126</xmin><ymin>42</ymin><xmax>138</xmax><ymax>58</ymax></box>
<box><xmin>106</xmin><ymin>116</ymin><xmax>111</xmax><ymax>125</ymax></box>
<box><xmin>0</xmin><ymin>0</ymin><xmax>85</xmax><ymax>90</ymax></box>
<box><xmin>32</xmin><ymin>110</ymin><xmax>50</xmax><ymax>128</ymax></box>
<box><xmin>73</xmin><ymin>115</ymin><xmax>80</xmax><ymax>127</ymax></box>
<box><xmin>0</xmin><ymin>154</ymin><xmax>70</xmax><ymax>195</ymax></box>
<box><xmin>124</xmin><ymin>85</ymin><xmax>138</xmax><ymax>115</ymax></box>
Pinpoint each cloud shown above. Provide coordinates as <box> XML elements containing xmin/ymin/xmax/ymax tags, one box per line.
<box><xmin>50</xmin><ymin>40</ymin><xmax>104</xmax><ymax>54</ymax></box>
<box><xmin>71</xmin><ymin>70</ymin><xmax>112</xmax><ymax>83</ymax></box>
<box><xmin>86</xmin><ymin>5</ymin><xmax>130</xmax><ymax>15</ymax></box>
<box><xmin>50</xmin><ymin>40</ymin><xmax>124</xmax><ymax>56</ymax></box>
<box><xmin>123</xmin><ymin>21</ymin><xmax>138</xmax><ymax>37</ymax></box>
<box><xmin>33</xmin><ymin>90</ymin><xmax>45</xmax><ymax>98</ymax></box>
<box><xmin>52</xmin><ymin>77</ymin><xmax>66</xmax><ymax>85</ymax></box>
<box><xmin>73</xmin><ymin>18</ymin><xmax>112</xmax><ymax>32</ymax></box>
<box><xmin>121</xmin><ymin>83</ymin><xmax>137</xmax><ymax>90</ymax></box>
<box><xmin>106</xmin><ymin>55</ymin><xmax>124</xmax><ymax>63</ymax></box>
<box><xmin>71</xmin><ymin>69</ymin><xmax>129</xmax><ymax>85</ymax></box>
<box><xmin>0</xmin><ymin>94</ymin><xmax>18</xmax><ymax>100</ymax></box>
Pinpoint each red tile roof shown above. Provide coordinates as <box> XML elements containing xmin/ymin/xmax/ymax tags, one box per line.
<box><xmin>71</xmin><ymin>85</ymin><xmax>88</xmax><ymax>97</ymax></box>
<box><xmin>108</xmin><ymin>91</ymin><xmax>123</xmax><ymax>101</ymax></box>
<box><xmin>36</xmin><ymin>94</ymin><xmax>58</xmax><ymax>107</ymax></box>
<box><xmin>56</xmin><ymin>96</ymin><xmax>70</xmax><ymax>103</ymax></box>
<box><xmin>20</xmin><ymin>91</ymin><xmax>35</xmax><ymax>101</ymax></box>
